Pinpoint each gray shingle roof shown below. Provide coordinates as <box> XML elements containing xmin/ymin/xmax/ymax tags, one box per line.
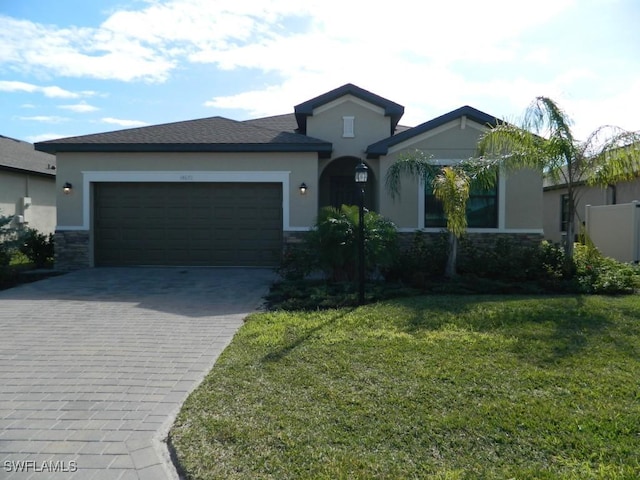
<box><xmin>0</xmin><ymin>135</ymin><xmax>56</xmax><ymax>176</ymax></box>
<box><xmin>366</xmin><ymin>105</ymin><xmax>501</xmax><ymax>158</ymax></box>
<box><xmin>243</xmin><ymin>113</ymin><xmax>299</xmax><ymax>133</ymax></box>
<box><xmin>35</xmin><ymin>116</ymin><xmax>332</xmax><ymax>156</ymax></box>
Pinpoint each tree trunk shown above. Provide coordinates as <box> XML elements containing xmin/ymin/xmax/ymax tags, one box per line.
<box><xmin>445</xmin><ymin>232</ymin><xmax>457</xmax><ymax>278</ymax></box>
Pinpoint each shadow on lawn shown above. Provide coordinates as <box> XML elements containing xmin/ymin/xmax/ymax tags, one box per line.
<box><xmin>261</xmin><ymin>309</ymin><xmax>354</xmax><ymax>363</ymax></box>
<box><xmin>399</xmin><ymin>295</ymin><xmax>615</xmax><ymax>365</ymax></box>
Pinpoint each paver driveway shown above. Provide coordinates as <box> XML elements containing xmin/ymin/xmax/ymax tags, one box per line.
<box><xmin>0</xmin><ymin>267</ymin><xmax>275</xmax><ymax>480</ymax></box>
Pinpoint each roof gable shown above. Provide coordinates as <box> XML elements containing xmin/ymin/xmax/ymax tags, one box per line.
<box><xmin>35</xmin><ymin>116</ymin><xmax>332</xmax><ymax>156</ymax></box>
<box><xmin>366</xmin><ymin>105</ymin><xmax>501</xmax><ymax>158</ymax></box>
<box><xmin>294</xmin><ymin>83</ymin><xmax>404</xmax><ymax>135</ymax></box>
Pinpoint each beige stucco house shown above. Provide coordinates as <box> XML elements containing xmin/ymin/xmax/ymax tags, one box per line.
<box><xmin>0</xmin><ymin>135</ymin><xmax>56</xmax><ymax>234</ymax></box>
<box><xmin>543</xmin><ymin>175</ymin><xmax>640</xmax><ymax>245</ymax></box>
<box><xmin>36</xmin><ymin>84</ymin><xmax>543</xmax><ymax>270</ymax></box>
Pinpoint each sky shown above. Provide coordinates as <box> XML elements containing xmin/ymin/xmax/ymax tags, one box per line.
<box><xmin>0</xmin><ymin>0</ymin><xmax>638</xmax><ymax>145</ymax></box>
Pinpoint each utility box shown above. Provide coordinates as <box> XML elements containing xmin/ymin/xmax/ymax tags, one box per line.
<box><xmin>21</xmin><ymin>196</ymin><xmax>32</xmax><ymax>223</ymax></box>
<box><xmin>585</xmin><ymin>201</ymin><xmax>640</xmax><ymax>263</ymax></box>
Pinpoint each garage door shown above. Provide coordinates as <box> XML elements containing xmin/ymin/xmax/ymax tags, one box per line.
<box><xmin>94</xmin><ymin>182</ymin><xmax>282</xmax><ymax>266</ymax></box>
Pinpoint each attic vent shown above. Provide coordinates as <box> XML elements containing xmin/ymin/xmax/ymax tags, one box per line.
<box><xmin>342</xmin><ymin>116</ymin><xmax>355</xmax><ymax>138</ymax></box>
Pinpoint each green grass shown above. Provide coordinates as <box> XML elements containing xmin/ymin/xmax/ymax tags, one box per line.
<box><xmin>170</xmin><ymin>295</ymin><xmax>640</xmax><ymax>479</ymax></box>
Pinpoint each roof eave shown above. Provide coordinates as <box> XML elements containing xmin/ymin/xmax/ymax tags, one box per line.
<box><xmin>35</xmin><ymin>142</ymin><xmax>333</xmax><ymax>156</ymax></box>
<box><xmin>0</xmin><ymin>164</ymin><xmax>56</xmax><ymax>177</ymax></box>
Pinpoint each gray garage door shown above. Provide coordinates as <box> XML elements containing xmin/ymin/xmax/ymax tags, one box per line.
<box><xmin>94</xmin><ymin>182</ymin><xmax>282</xmax><ymax>266</ymax></box>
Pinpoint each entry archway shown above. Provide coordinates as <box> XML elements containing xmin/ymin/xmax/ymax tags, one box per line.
<box><xmin>319</xmin><ymin>156</ymin><xmax>376</xmax><ymax>211</ymax></box>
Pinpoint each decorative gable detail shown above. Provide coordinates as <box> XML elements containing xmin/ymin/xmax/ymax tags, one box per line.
<box><xmin>342</xmin><ymin>116</ymin><xmax>355</xmax><ymax>138</ymax></box>
<box><xmin>294</xmin><ymin>83</ymin><xmax>404</xmax><ymax>136</ymax></box>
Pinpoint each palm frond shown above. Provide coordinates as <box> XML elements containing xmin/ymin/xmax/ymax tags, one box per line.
<box><xmin>384</xmin><ymin>151</ymin><xmax>440</xmax><ymax>199</ymax></box>
<box><xmin>477</xmin><ymin>121</ymin><xmax>545</xmax><ymax>171</ymax></box>
<box><xmin>433</xmin><ymin>167</ymin><xmax>469</xmax><ymax>238</ymax></box>
<box><xmin>585</xmin><ymin>129</ymin><xmax>640</xmax><ymax>186</ymax></box>
<box><xmin>524</xmin><ymin>96</ymin><xmax>574</xmax><ymax>143</ymax></box>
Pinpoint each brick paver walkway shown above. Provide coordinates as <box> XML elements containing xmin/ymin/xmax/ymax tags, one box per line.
<box><xmin>0</xmin><ymin>268</ymin><xmax>274</xmax><ymax>480</ymax></box>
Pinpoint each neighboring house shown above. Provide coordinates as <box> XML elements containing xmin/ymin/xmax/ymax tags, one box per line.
<box><xmin>0</xmin><ymin>135</ymin><xmax>56</xmax><ymax>234</ymax></box>
<box><xmin>35</xmin><ymin>83</ymin><xmax>543</xmax><ymax>271</ymax></box>
<box><xmin>543</xmin><ymin>175</ymin><xmax>640</xmax><ymax>245</ymax></box>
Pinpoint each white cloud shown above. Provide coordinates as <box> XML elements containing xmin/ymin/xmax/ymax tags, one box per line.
<box><xmin>0</xmin><ymin>0</ymin><xmax>577</xmax><ymax>87</ymax></box>
<box><xmin>0</xmin><ymin>80</ymin><xmax>81</xmax><ymax>98</ymax></box>
<box><xmin>26</xmin><ymin>133</ymin><xmax>67</xmax><ymax>143</ymax></box>
<box><xmin>101</xmin><ymin>117</ymin><xmax>148</xmax><ymax>127</ymax></box>
<box><xmin>19</xmin><ymin>115</ymin><xmax>69</xmax><ymax>123</ymax></box>
<box><xmin>3</xmin><ymin>0</ymin><xmax>637</xmax><ymax>142</ymax></box>
<box><xmin>59</xmin><ymin>102</ymin><xmax>99</xmax><ymax>113</ymax></box>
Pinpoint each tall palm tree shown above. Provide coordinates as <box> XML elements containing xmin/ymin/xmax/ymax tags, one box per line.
<box><xmin>385</xmin><ymin>152</ymin><xmax>498</xmax><ymax>277</ymax></box>
<box><xmin>479</xmin><ymin>96</ymin><xmax>640</xmax><ymax>258</ymax></box>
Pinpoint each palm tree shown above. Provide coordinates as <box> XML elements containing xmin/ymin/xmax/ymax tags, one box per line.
<box><xmin>478</xmin><ymin>96</ymin><xmax>640</xmax><ymax>258</ymax></box>
<box><xmin>385</xmin><ymin>153</ymin><xmax>499</xmax><ymax>277</ymax></box>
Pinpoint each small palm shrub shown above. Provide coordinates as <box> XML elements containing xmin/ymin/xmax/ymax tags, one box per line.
<box><xmin>277</xmin><ymin>205</ymin><xmax>398</xmax><ymax>282</ymax></box>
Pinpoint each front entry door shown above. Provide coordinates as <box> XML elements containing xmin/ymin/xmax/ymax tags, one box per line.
<box><xmin>329</xmin><ymin>176</ymin><xmax>358</xmax><ymax>208</ymax></box>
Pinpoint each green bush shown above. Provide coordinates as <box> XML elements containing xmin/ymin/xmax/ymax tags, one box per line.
<box><xmin>573</xmin><ymin>243</ymin><xmax>639</xmax><ymax>294</ymax></box>
<box><xmin>0</xmin><ymin>211</ymin><xmax>17</xmax><ymax>267</ymax></box>
<box><xmin>19</xmin><ymin>228</ymin><xmax>54</xmax><ymax>268</ymax></box>
<box><xmin>383</xmin><ymin>231</ymin><xmax>448</xmax><ymax>287</ymax></box>
<box><xmin>276</xmin><ymin>205</ymin><xmax>398</xmax><ymax>282</ymax></box>
<box><xmin>276</xmin><ymin>243</ymin><xmax>316</xmax><ymax>281</ymax></box>
<box><xmin>457</xmin><ymin>236</ymin><xmax>541</xmax><ymax>281</ymax></box>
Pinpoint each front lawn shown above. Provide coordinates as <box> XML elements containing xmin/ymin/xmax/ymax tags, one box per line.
<box><xmin>170</xmin><ymin>295</ymin><xmax>640</xmax><ymax>479</ymax></box>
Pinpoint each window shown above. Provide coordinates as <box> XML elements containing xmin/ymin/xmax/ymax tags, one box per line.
<box><xmin>342</xmin><ymin>116</ymin><xmax>355</xmax><ymax>138</ymax></box>
<box><xmin>560</xmin><ymin>194</ymin><xmax>569</xmax><ymax>232</ymax></box>
<box><xmin>425</xmin><ymin>177</ymin><xmax>498</xmax><ymax>228</ymax></box>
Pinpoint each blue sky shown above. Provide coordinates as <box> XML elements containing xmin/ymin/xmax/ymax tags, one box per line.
<box><xmin>1</xmin><ymin>0</ymin><xmax>638</xmax><ymax>144</ymax></box>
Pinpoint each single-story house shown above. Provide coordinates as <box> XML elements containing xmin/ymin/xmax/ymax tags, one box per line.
<box><xmin>0</xmin><ymin>135</ymin><xmax>56</xmax><ymax>234</ymax></box>
<box><xmin>35</xmin><ymin>83</ymin><xmax>543</xmax><ymax>270</ymax></box>
<box><xmin>543</xmin><ymin>174</ymin><xmax>640</xmax><ymax>245</ymax></box>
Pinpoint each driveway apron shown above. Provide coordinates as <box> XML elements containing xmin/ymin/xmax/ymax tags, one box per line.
<box><xmin>0</xmin><ymin>267</ymin><xmax>275</xmax><ymax>480</ymax></box>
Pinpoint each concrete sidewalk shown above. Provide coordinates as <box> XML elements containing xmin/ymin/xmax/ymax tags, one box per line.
<box><xmin>0</xmin><ymin>267</ymin><xmax>275</xmax><ymax>480</ymax></box>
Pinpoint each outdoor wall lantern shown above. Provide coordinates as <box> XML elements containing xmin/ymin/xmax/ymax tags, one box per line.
<box><xmin>354</xmin><ymin>161</ymin><xmax>368</xmax><ymax>305</ymax></box>
<box><xmin>63</xmin><ymin>182</ymin><xmax>73</xmax><ymax>194</ymax></box>
<box><xmin>299</xmin><ymin>182</ymin><xmax>308</xmax><ymax>195</ymax></box>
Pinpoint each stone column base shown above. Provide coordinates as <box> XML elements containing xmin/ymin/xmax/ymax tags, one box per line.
<box><xmin>55</xmin><ymin>230</ymin><xmax>90</xmax><ymax>271</ymax></box>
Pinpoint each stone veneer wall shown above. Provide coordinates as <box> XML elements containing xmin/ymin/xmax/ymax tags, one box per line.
<box><xmin>55</xmin><ymin>230</ymin><xmax>90</xmax><ymax>271</ymax></box>
<box><xmin>397</xmin><ymin>231</ymin><xmax>545</xmax><ymax>249</ymax></box>
<box><xmin>283</xmin><ymin>231</ymin><xmax>309</xmax><ymax>245</ymax></box>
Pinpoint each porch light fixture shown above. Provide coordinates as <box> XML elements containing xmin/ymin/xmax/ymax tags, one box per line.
<box><xmin>354</xmin><ymin>161</ymin><xmax>368</xmax><ymax>305</ymax></box>
<box><xmin>355</xmin><ymin>162</ymin><xmax>368</xmax><ymax>185</ymax></box>
<box><xmin>299</xmin><ymin>182</ymin><xmax>308</xmax><ymax>195</ymax></box>
<box><xmin>63</xmin><ymin>182</ymin><xmax>73</xmax><ymax>194</ymax></box>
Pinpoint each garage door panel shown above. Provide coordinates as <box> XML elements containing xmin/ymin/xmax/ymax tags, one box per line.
<box><xmin>95</xmin><ymin>182</ymin><xmax>282</xmax><ymax>266</ymax></box>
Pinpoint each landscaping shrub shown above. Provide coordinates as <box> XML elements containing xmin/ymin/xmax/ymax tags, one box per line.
<box><xmin>387</xmin><ymin>235</ymin><xmax>638</xmax><ymax>295</ymax></box>
<box><xmin>276</xmin><ymin>242</ymin><xmax>316</xmax><ymax>281</ymax></box>
<box><xmin>300</xmin><ymin>205</ymin><xmax>398</xmax><ymax>282</ymax></box>
<box><xmin>382</xmin><ymin>231</ymin><xmax>447</xmax><ymax>287</ymax></box>
<box><xmin>19</xmin><ymin>228</ymin><xmax>54</xmax><ymax>268</ymax></box>
<box><xmin>573</xmin><ymin>243</ymin><xmax>640</xmax><ymax>294</ymax></box>
<box><xmin>456</xmin><ymin>236</ymin><xmax>540</xmax><ymax>281</ymax></box>
<box><xmin>0</xmin><ymin>211</ymin><xmax>17</xmax><ymax>267</ymax></box>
